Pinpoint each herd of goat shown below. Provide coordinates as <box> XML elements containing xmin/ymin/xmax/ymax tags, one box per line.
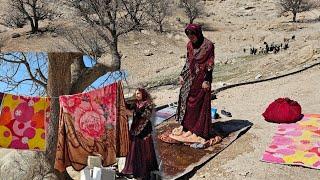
<box><xmin>245</xmin><ymin>35</ymin><xmax>295</xmax><ymax>55</ymax></box>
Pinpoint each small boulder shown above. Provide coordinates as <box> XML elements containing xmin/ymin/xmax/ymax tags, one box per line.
<box><xmin>12</xmin><ymin>33</ymin><xmax>21</xmax><ymax>38</ymax></box>
<box><xmin>255</xmin><ymin>74</ymin><xmax>262</xmax><ymax>80</ymax></box>
<box><xmin>144</xmin><ymin>50</ymin><xmax>153</xmax><ymax>56</ymax></box>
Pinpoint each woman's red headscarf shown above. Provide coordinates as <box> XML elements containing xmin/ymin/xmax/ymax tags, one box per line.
<box><xmin>185</xmin><ymin>24</ymin><xmax>204</xmax><ymax>42</ymax></box>
<box><xmin>185</xmin><ymin>24</ymin><xmax>206</xmax><ymax>75</ymax></box>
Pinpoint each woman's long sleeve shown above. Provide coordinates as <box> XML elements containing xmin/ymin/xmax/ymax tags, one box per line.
<box><xmin>204</xmin><ymin>43</ymin><xmax>215</xmax><ymax>83</ymax></box>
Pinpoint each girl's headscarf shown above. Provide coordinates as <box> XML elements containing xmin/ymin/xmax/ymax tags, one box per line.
<box><xmin>185</xmin><ymin>24</ymin><xmax>204</xmax><ymax>49</ymax></box>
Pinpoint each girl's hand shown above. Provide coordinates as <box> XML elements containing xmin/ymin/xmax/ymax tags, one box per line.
<box><xmin>179</xmin><ymin>76</ymin><xmax>184</xmax><ymax>85</ymax></box>
<box><xmin>202</xmin><ymin>81</ymin><xmax>210</xmax><ymax>90</ymax></box>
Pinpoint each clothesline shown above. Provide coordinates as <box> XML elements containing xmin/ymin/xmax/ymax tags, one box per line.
<box><xmin>0</xmin><ymin>80</ymin><xmax>128</xmax><ymax>99</ymax></box>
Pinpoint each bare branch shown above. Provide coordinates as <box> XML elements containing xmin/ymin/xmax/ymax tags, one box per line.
<box><xmin>146</xmin><ymin>0</ymin><xmax>172</xmax><ymax>32</ymax></box>
<box><xmin>180</xmin><ymin>0</ymin><xmax>204</xmax><ymax>24</ymax></box>
<box><xmin>0</xmin><ymin>52</ymin><xmax>48</xmax><ymax>95</ymax></box>
<box><xmin>279</xmin><ymin>0</ymin><xmax>318</xmax><ymax>22</ymax></box>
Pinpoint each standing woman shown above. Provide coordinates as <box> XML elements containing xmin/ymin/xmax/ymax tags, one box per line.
<box><xmin>121</xmin><ymin>88</ymin><xmax>158</xmax><ymax>180</ymax></box>
<box><xmin>176</xmin><ymin>24</ymin><xmax>221</xmax><ymax>143</ymax></box>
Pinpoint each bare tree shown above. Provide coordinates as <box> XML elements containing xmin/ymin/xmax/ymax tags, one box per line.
<box><xmin>64</xmin><ymin>0</ymin><xmax>150</xmax><ymax>73</ymax></box>
<box><xmin>3</xmin><ymin>0</ymin><xmax>55</xmax><ymax>33</ymax></box>
<box><xmin>279</xmin><ymin>0</ymin><xmax>317</xmax><ymax>22</ymax></box>
<box><xmin>146</xmin><ymin>0</ymin><xmax>172</xmax><ymax>32</ymax></box>
<box><xmin>180</xmin><ymin>0</ymin><xmax>204</xmax><ymax>24</ymax></box>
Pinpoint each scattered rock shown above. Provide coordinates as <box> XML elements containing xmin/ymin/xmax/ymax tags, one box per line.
<box><xmin>51</xmin><ymin>32</ymin><xmax>58</xmax><ymax>37</ymax></box>
<box><xmin>224</xmin><ymin>59</ymin><xmax>232</xmax><ymax>64</ymax></box>
<box><xmin>26</xmin><ymin>34</ymin><xmax>37</xmax><ymax>39</ymax></box>
<box><xmin>11</xmin><ymin>33</ymin><xmax>21</xmax><ymax>38</ymax></box>
<box><xmin>313</xmin><ymin>49</ymin><xmax>320</xmax><ymax>54</ymax></box>
<box><xmin>144</xmin><ymin>50</ymin><xmax>153</xmax><ymax>56</ymax></box>
<box><xmin>217</xmin><ymin>82</ymin><xmax>227</xmax><ymax>88</ymax></box>
<box><xmin>239</xmin><ymin>171</ymin><xmax>250</xmax><ymax>176</ymax></box>
<box><xmin>180</xmin><ymin>54</ymin><xmax>186</xmax><ymax>59</ymax></box>
<box><xmin>244</xmin><ymin>6</ymin><xmax>255</xmax><ymax>10</ymax></box>
<box><xmin>255</xmin><ymin>74</ymin><xmax>262</xmax><ymax>80</ymax></box>
<box><xmin>156</xmin><ymin>70</ymin><xmax>161</xmax><ymax>73</ymax></box>
<box><xmin>168</xmin><ymin>50</ymin><xmax>174</xmax><ymax>54</ymax></box>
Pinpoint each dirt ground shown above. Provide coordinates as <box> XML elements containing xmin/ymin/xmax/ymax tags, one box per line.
<box><xmin>188</xmin><ymin>64</ymin><xmax>320</xmax><ymax>180</ymax></box>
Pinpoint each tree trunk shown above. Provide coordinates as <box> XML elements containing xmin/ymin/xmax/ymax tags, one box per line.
<box><xmin>110</xmin><ymin>40</ymin><xmax>121</xmax><ymax>70</ymax></box>
<box><xmin>159</xmin><ymin>23</ymin><xmax>163</xmax><ymax>33</ymax></box>
<box><xmin>32</xmin><ymin>3</ymin><xmax>39</xmax><ymax>34</ymax></box>
<box><xmin>30</xmin><ymin>19</ymin><xmax>36</xmax><ymax>34</ymax></box>
<box><xmin>190</xmin><ymin>18</ymin><xmax>194</xmax><ymax>24</ymax></box>
<box><xmin>34</xmin><ymin>18</ymin><xmax>39</xmax><ymax>33</ymax></box>
<box><xmin>293</xmin><ymin>12</ymin><xmax>297</xmax><ymax>22</ymax></box>
<box><xmin>46</xmin><ymin>52</ymin><xmax>81</xmax><ymax>179</ymax></box>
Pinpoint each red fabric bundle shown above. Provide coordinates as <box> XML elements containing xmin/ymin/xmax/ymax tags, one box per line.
<box><xmin>262</xmin><ymin>98</ymin><xmax>303</xmax><ymax>123</ymax></box>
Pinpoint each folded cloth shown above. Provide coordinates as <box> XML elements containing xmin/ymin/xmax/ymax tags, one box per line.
<box><xmin>169</xmin><ymin>133</ymin><xmax>206</xmax><ymax>144</ymax></box>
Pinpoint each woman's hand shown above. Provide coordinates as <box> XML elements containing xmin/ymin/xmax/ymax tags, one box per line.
<box><xmin>143</xmin><ymin>134</ymin><xmax>151</xmax><ymax>140</ymax></box>
<box><xmin>179</xmin><ymin>76</ymin><xmax>184</xmax><ymax>85</ymax></box>
<box><xmin>202</xmin><ymin>81</ymin><xmax>210</xmax><ymax>90</ymax></box>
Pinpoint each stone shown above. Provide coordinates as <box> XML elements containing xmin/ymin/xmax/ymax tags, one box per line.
<box><xmin>51</xmin><ymin>33</ymin><xmax>58</xmax><ymax>38</ymax></box>
<box><xmin>11</xmin><ymin>33</ymin><xmax>21</xmax><ymax>38</ymax></box>
<box><xmin>180</xmin><ymin>54</ymin><xmax>186</xmax><ymax>58</ymax></box>
<box><xmin>0</xmin><ymin>151</ymin><xmax>55</xmax><ymax>180</ymax></box>
<box><xmin>133</xmin><ymin>41</ymin><xmax>140</xmax><ymax>45</ymax></box>
<box><xmin>168</xmin><ymin>50</ymin><xmax>174</xmax><ymax>54</ymax></box>
<box><xmin>144</xmin><ymin>50</ymin><xmax>153</xmax><ymax>56</ymax></box>
<box><xmin>217</xmin><ymin>82</ymin><xmax>227</xmax><ymax>88</ymax></box>
<box><xmin>239</xmin><ymin>171</ymin><xmax>250</xmax><ymax>176</ymax></box>
<box><xmin>255</xmin><ymin>74</ymin><xmax>262</xmax><ymax>80</ymax></box>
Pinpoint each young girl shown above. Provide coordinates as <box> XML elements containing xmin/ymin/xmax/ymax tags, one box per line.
<box><xmin>121</xmin><ymin>88</ymin><xmax>158</xmax><ymax>180</ymax></box>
